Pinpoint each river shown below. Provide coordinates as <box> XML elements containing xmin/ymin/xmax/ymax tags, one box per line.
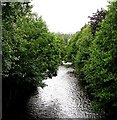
<box><xmin>16</xmin><ymin>65</ymin><xmax>100</xmax><ymax>119</ymax></box>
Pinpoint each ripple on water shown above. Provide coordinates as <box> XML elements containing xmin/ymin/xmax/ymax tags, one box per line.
<box><xmin>25</xmin><ymin>66</ymin><xmax>99</xmax><ymax>119</ymax></box>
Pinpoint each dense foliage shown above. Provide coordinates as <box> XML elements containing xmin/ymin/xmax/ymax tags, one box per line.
<box><xmin>2</xmin><ymin>2</ymin><xmax>63</xmax><ymax>89</ymax></box>
<box><xmin>75</xmin><ymin>25</ymin><xmax>93</xmax><ymax>79</ymax></box>
<box><xmin>2</xmin><ymin>1</ymin><xmax>117</xmax><ymax>118</ymax></box>
<box><xmin>2</xmin><ymin>2</ymin><xmax>66</xmax><ymax>119</ymax></box>
<box><xmin>66</xmin><ymin>31</ymin><xmax>80</xmax><ymax>63</ymax></box>
<box><xmin>66</xmin><ymin>2</ymin><xmax>117</xmax><ymax>117</ymax></box>
<box><xmin>57</xmin><ymin>33</ymin><xmax>72</xmax><ymax>61</ymax></box>
<box><xmin>83</xmin><ymin>2</ymin><xmax>117</xmax><ymax>115</ymax></box>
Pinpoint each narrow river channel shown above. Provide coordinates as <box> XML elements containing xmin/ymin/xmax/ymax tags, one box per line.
<box><xmin>18</xmin><ymin>65</ymin><xmax>100</xmax><ymax>119</ymax></box>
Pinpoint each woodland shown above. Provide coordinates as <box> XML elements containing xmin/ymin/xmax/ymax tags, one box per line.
<box><xmin>2</xmin><ymin>1</ymin><xmax>117</xmax><ymax>118</ymax></box>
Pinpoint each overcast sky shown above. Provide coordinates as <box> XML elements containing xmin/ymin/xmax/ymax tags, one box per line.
<box><xmin>31</xmin><ymin>0</ymin><xmax>109</xmax><ymax>33</ymax></box>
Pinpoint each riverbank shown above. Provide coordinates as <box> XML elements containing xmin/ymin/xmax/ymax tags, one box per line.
<box><xmin>2</xmin><ymin>77</ymin><xmax>37</xmax><ymax>120</ymax></box>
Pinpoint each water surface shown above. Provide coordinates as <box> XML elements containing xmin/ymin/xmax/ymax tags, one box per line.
<box><xmin>21</xmin><ymin>66</ymin><xmax>99</xmax><ymax>119</ymax></box>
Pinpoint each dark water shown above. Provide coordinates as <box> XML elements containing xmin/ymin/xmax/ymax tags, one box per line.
<box><xmin>17</xmin><ymin>65</ymin><xmax>100</xmax><ymax>119</ymax></box>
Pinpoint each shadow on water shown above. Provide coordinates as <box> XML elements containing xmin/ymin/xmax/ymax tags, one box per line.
<box><xmin>2</xmin><ymin>86</ymin><xmax>38</xmax><ymax>120</ymax></box>
<box><xmin>21</xmin><ymin>92</ymin><xmax>69</xmax><ymax>119</ymax></box>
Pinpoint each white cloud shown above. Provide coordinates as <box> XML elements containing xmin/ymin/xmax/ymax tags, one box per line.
<box><xmin>31</xmin><ymin>0</ymin><xmax>108</xmax><ymax>33</ymax></box>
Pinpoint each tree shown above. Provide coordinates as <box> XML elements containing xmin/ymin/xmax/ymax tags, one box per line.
<box><xmin>3</xmin><ymin>3</ymin><xmax>63</xmax><ymax>118</ymax></box>
<box><xmin>83</xmin><ymin>2</ymin><xmax>117</xmax><ymax>116</ymax></box>
<box><xmin>2</xmin><ymin>2</ymin><xmax>62</xmax><ymax>88</ymax></box>
<box><xmin>75</xmin><ymin>25</ymin><xmax>93</xmax><ymax>79</ymax></box>
<box><xmin>88</xmin><ymin>8</ymin><xmax>106</xmax><ymax>36</ymax></box>
<box><xmin>66</xmin><ymin>31</ymin><xmax>80</xmax><ymax>63</ymax></box>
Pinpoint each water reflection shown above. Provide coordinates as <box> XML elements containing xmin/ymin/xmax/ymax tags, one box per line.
<box><xmin>24</xmin><ymin>66</ymin><xmax>99</xmax><ymax>119</ymax></box>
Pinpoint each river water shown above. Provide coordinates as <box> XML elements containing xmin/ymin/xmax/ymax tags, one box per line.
<box><xmin>19</xmin><ymin>65</ymin><xmax>100</xmax><ymax>119</ymax></box>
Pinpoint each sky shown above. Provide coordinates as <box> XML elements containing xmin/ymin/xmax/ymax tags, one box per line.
<box><xmin>31</xmin><ymin>0</ymin><xmax>109</xmax><ymax>33</ymax></box>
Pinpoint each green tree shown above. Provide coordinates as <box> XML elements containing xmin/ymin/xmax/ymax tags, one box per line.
<box><xmin>2</xmin><ymin>2</ymin><xmax>62</xmax><ymax>89</ymax></box>
<box><xmin>56</xmin><ymin>33</ymin><xmax>73</xmax><ymax>61</ymax></box>
<box><xmin>66</xmin><ymin>31</ymin><xmax>80</xmax><ymax>63</ymax></box>
<box><xmin>83</xmin><ymin>2</ymin><xmax>117</xmax><ymax>116</ymax></box>
<box><xmin>75</xmin><ymin>25</ymin><xmax>93</xmax><ymax>79</ymax></box>
<box><xmin>3</xmin><ymin>4</ymin><xmax>63</xmax><ymax>117</ymax></box>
